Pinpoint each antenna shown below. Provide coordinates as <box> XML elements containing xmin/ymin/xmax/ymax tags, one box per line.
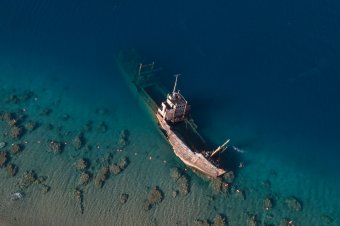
<box><xmin>172</xmin><ymin>74</ymin><xmax>181</xmax><ymax>94</ymax></box>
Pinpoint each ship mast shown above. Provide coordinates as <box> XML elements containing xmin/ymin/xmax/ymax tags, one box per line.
<box><xmin>172</xmin><ymin>74</ymin><xmax>181</xmax><ymax>94</ymax></box>
<box><xmin>210</xmin><ymin>139</ymin><xmax>230</xmax><ymax>157</ymax></box>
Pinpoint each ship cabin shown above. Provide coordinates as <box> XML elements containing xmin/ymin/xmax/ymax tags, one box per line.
<box><xmin>158</xmin><ymin>75</ymin><xmax>190</xmax><ymax>123</ymax></box>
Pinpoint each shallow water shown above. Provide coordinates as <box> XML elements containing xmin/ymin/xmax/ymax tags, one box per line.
<box><xmin>0</xmin><ymin>0</ymin><xmax>339</xmax><ymax>225</ymax></box>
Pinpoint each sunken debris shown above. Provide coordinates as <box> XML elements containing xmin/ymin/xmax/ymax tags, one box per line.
<box><xmin>143</xmin><ymin>186</ymin><xmax>163</xmax><ymax>211</ymax></box>
<box><xmin>6</xmin><ymin>163</ymin><xmax>18</xmax><ymax>177</ymax></box>
<box><xmin>285</xmin><ymin>196</ymin><xmax>302</xmax><ymax>212</ymax></box>
<box><xmin>94</xmin><ymin>166</ymin><xmax>109</xmax><ymax>188</ymax></box>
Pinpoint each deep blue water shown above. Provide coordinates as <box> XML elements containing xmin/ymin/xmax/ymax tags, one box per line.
<box><xmin>1</xmin><ymin>0</ymin><xmax>340</xmax><ymax>224</ymax></box>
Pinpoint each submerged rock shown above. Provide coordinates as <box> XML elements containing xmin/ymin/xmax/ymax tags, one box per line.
<box><xmin>72</xmin><ymin>134</ymin><xmax>85</xmax><ymax>150</ymax></box>
<box><xmin>263</xmin><ymin>197</ymin><xmax>273</xmax><ymax>211</ymax></box>
<box><xmin>246</xmin><ymin>214</ymin><xmax>258</xmax><ymax>226</ymax></box>
<box><xmin>177</xmin><ymin>175</ymin><xmax>190</xmax><ymax>195</ymax></box>
<box><xmin>73</xmin><ymin>188</ymin><xmax>84</xmax><ymax>214</ymax></box>
<box><xmin>17</xmin><ymin>170</ymin><xmax>37</xmax><ymax>189</ymax></box>
<box><xmin>10</xmin><ymin>191</ymin><xmax>25</xmax><ymax>201</ymax></box>
<box><xmin>194</xmin><ymin>219</ymin><xmax>210</xmax><ymax>226</ymax></box>
<box><xmin>170</xmin><ymin>168</ymin><xmax>181</xmax><ymax>181</ymax></box>
<box><xmin>320</xmin><ymin>214</ymin><xmax>334</xmax><ymax>225</ymax></box>
<box><xmin>213</xmin><ymin>214</ymin><xmax>227</xmax><ymax>226</ymax></box>
<box><xmin>11</xmin><ymin>143</ymin><xmax>22</xmax><ymax>155</ymax></box>
<box><xmin>234</xmin><ymin>188</ymin><xmax>245</xmax><ymax>200</ymax></box>
<box><xmin>0</xmin><ymin>151</ymin><xmax>9</xmax><ymax>167</ymax></box>
<box><xmin>110</xmin><ymin>164</ymin><xmax>121</xmax><ymax>175</ymax></box>
<box><xmin>10</xmin><ymin>126</ymin><xmax>23</xmax><ymax>139</ymax></box>
<box><xmin>48</xmin><ymin>140</ymin><xmax>63</xmax><ymax>154</ymax></box>
<box><xmin>223</xmin><ymin>171</ymin><xmax>235</xmax><ymax>183</ymax></box>
<box><xmin>41</xmin><ymin>184</ymin><xmax>51</xmax><ymax>194</ymax></box>
<box><xmin>279</xmin><ymin>218</ymin><xmax>294</xmax><ymax>226</ymax></box>
<box><xmin>110</xmin><ymin>157</ymin><xmax>129</xmax><ymax>175</ymax></box>
<box><xmin>211</xmin><ymin>178</ymin><xmax>229</xmax><ymax>194</ymax></box>
<box><xmin>6</xmin><ymin>163</ymin><xmax>18</xmax><ymax>177</ymax></box>
<box><xmin>0</xmin><ymin>142</ymin><xmax>6</xmax><ymax>149</ymax></box>
<box><xmin>94</xmin><ymin>166</ymin><xmax>109</xmax><ymax>188</ymax></box>
<box><xmin>169</xmin><ymin>168</ymin><xmax>190</xmax><ymax>195</ymax></box>
<box><xmin>97</xmin><ymin>121</ymin><xmax>108</xmax><ymax>133</ymax></box>
<box><xmin>144</xmin><ymin>186</ymin><xmax>163</xmax><ymax>211</ymax></box>
<box><xmin>74</xmin><ymin>158</ymin><xmax>89</xmax><ymax>171</ymax></box>
<box><xmin>285</xmin><ymin>197</ymin><xmax>302</xmax><ymax>212</ymax></box>
<box><xmin>40</xmin><ymin>108</ymin><xmax>52</xmax><ymax>116</ymax></box>
<box><xmin>79</xmin><ymin>172</ymin><xmax>91</xmax><ymax>186</ymax></box>
<box><xmin>24</xmin><ymin>120</ymin><xmax>38</xmax><ymax>132</ymax></box>
<box><xmin>117</xmin><ymin>129</ymin><xmax>129</xmax><ymax>148</ymax></box>
<box><xmin>120</xmin><ymin>193</ymin><xmax>129</xmax><ymax>204</ymax></box>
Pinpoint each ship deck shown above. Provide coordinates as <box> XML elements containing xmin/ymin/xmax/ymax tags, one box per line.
<box><xmin>156</xmin><ymin>113</ymin><xmax>226</xmax><ymax>178</ymax></box>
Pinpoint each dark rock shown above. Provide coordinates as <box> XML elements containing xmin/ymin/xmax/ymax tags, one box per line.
<box><xmin>285</xmin><ymin>197</ymin><xmax>302</xmax><ymax>212</ymax></box>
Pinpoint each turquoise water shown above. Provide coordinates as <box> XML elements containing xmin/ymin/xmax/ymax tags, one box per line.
<box><xmin>0</xmin><ymin>0</ymin><xmax>339</xmax><ymax>225</ymax></box>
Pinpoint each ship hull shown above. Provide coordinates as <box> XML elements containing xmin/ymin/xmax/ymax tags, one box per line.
<box><xmin>116</xmin><ymin>50</ymin><xmax>226</xmax><ymax>178</ymax></box>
